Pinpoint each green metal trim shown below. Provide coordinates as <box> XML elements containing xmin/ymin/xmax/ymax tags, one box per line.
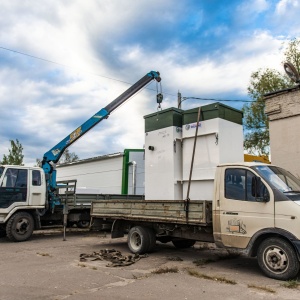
<box><xmin>121</xmin><ymin>149</ymin><xmax>144</xmax><ymax>194</ymax></box>
<box><xmin>183</xmin><ymin>102</ymin><xmax>243</xmax><ymax>125</ymax></box>
<box><xmin>144</xmin><ymin>107</ymin><xmax>183</xmax><ymax>132</ymax></box>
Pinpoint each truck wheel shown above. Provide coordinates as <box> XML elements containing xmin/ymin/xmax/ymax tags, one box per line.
<box><xmin>145</xmin><ymin>227</ymin><xmax>156</xmax><ymax>252</ymax></box>
<box><xmin>6</xmin><ymin>212</ymin><xmax>34</xmax><ymax>242</ymax></box>
<box><xmin>77</xmin><ymin>220</ymin><xmax>90</xmax><ymax>228</ymax></box>
<box><xmin>127</xmin><ymin>226</ymin><xmax>150</xmax><ymax>254</ymax></box>
<box><xmin>257</xmin><ymin>237</ymin><xmax>300</xmax><ymax>280</ymax></box>
<box><xmin>172</xmin><ymin>239</ymin><xmax>196</xmax><ymax>249</ymax></box>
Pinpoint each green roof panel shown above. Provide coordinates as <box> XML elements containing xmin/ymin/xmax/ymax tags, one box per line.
<box><xmin>183</xmin><ymin>102</ymin><xmax>243</xmax><ymax>125</ymax></box>
<box><xmin>144</xmin><ymin>107</ymin><xmax>183</xmax><ymax>132</ymax></box>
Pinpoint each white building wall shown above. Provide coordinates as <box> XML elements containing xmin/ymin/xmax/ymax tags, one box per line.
<box><xmin>57</xmin><ymin>154</ymin><xmax>124</xmax><ymax>194</ymax></box>
<box><xmin>182</xmin><ymin>118</ymin><xmax>244</xmax><ymax>201</ymax></box>
<box><xmin>145</xmin><ymin>126</ymin><xmax>182</xmax><ymax>200</ymax></box>
<box><xmin>265</xmin><ymin>88</ymin><xmax>300</xmax><ymax>177</ymax></box>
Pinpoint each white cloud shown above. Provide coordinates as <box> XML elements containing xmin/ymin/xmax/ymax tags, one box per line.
<box><xmin>0</xmin><ymin>1</ymin><xmax>298</xmax><ymax>165</ymax></box>
<box><xmin>276</xmin><ymin>0</ymin><xmax>299</xmax><ymax>14</ymax></box>
<box><xmin>238</xmin><ymin>0</ymin><xmax>269</xmax><ymax>14</ymax></box>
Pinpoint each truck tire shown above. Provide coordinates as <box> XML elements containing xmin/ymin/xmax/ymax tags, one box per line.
<box><xmin>145</xmin><ymin>227</ymin><xmax>156</xmax><ymax>252</ymax></box>
<box><xmin>77</xmin><ymin>220</ymin><xmax>90</xmax><ymax>228</ymax></box>
<box><xmin>172</xmin><ymin>239</ymin><xmax>196</xmax><ymax>249</ymax></box>
<box><xmin>6</xmin><ymin>212</ymin><xmax>34</xmax><ymax>242</ymax></box>
<box><xmin>127</xmin><ymin>226</ymin><xmax>150</xmax><ymax>254</ymax></box>
<box><xmin>257</xmin><ymin>237</ymin><xmax>300</xmax><ymax>280</ymax></box>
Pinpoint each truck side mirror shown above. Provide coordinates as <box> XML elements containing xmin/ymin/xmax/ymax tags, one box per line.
<box><xmin>251</xmin><ymin>176</ymin><xmax>262</xmax><ymax>198</ymax></box>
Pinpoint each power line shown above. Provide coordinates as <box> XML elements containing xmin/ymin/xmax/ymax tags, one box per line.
<box><xmin>0</xmin><ymin>45</ymin><xmax>178</xmax><ymax>97</ymax></box>
<box><xmin>181</xmin><ymin>96</ymin><xmax>253</xmax><ymax>103</ymax></box>
<box><xmin>2</xmin><ymin>46</ymin><xmax>183</xmax><ymax>99</ymax></box>
<box><xmin>0</xmin><ymin>46</ymin><xmax>253</xmax><ymax>103</ymax></box>
<box><xmin>0</xmin><ymin>46</ymin><xmax>137</xmax><ymax>84</ymax></box>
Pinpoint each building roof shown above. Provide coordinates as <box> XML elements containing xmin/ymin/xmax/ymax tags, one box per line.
<box><xmin>264</xmin><ymin>85</ymin><xmax>300</xmax><ymax>99</ymax></box>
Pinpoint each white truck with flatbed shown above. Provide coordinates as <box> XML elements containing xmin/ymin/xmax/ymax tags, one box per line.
<box><xmin>90</xmin><ymin>162</ymin><xmax>300</xmax><ymax>280</ymax></box>
<box><xmin>89</xmin><ymin>103</ymin><xmax>300</xmax><ymax>280</ymax></box>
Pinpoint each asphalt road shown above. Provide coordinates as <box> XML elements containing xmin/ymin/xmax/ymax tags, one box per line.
<box><xmin>1</xmin><ymin>229</ymin><xmax>300</xmax><ymax>300</ymax></box>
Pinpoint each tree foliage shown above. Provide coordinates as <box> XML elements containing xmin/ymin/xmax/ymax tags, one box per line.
<box><xmin>243</xmin><ymin>38</ymin><xmax>300</xmax><ymax>155</ymax></box>
<box><xmin>58</xmin><ymin>149</ymin><xmax>79</xmax><ymax>164</ymax></box>
<box><xmin>284</xmin><ymin>38</ymin><xmax>300</xmax><ymax>73</ymax></box>
<box><xmin>1</xmin><ymin>139</ymin><xmax>24</xmax><ymax>165</ymax></box>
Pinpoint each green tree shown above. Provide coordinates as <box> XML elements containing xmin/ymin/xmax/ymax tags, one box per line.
<box><xmin>1</xmin><ymin>139</ymin><xmax>24</xmax><ymax>165</ymax></box>
<box><xmin>58</xmin><ymin>149</ymin><xmax>79</xmax><ymax>164</ymax></box>
<box><xmin>243</xmin><ymin>38</ymin><xmax>300</xmax><ymax>155</ymax></box>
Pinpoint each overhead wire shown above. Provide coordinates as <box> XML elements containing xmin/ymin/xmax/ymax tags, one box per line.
<box><xmin>0</xmin><ymin>46</ymin><xmax>254</xmax><ymax>103</ymax></box>
<box><xmin>180</xmin><ymin>96</ymin><xmax>254</xmax><ymax>103</ymax></box>
<box><xmin>0</xmin><ymin>46</ymin><xmax>133</xmax><ymax>85</ymax></box>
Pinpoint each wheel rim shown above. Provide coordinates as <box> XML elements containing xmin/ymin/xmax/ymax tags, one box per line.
<box><xmin>16</xmin><ymin>218</ymin><xmax>30</xmax><ymax>235</ymax></box>
<box><xmin>263</xmin><ymin>244</ymin><xmax>289</xmax><ymax>274</ymax></box>
<box><xmin>130</xmin><ymin>232</ymin><xmax>141</xmax><ymax>251</ymax></box>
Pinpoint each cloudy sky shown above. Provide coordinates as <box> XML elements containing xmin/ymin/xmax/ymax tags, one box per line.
<box><xmin>1</xmin><ymin>0</ymin><xmax>300</xmax><ymax>165</ymax></box>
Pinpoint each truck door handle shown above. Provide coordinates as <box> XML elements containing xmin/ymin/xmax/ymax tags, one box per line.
<box><xmin>224</xmin><ymin>212</ymin><xmax>238</xmax><ymax>215</ymax></box>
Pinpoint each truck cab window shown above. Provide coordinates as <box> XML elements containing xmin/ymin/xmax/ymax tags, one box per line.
<box><xmin>15</xmin><ymin>170</ymin><xmax>28</xmax><ymax>188</ymax></box>
<box><xmin>0</xmin><ymin>168</ymin><xmax>28</xmax><ymax>207</ymax></box>
<box><xmin>32</xmin><ymin>170</ymin><xmax>41</xmax><ymax>186</ymax></box>
<box><xmin>2</xmin><ymin>168</ymin><xmax>28</xmax><ymax>188</ymax></box>
<box><xmin>225</xmin><ymin>169</ymin><xmax>246</xmax><ymax>200</ymax></box>
<box><xmin>225</xmin><ymin>168</ymin><xmax>268</xmax><ymax>201</ymax></box>
<box><xmin>2</xmin><ymin>168</ymin><xmax>18</xmax><ymax>187</ymax></box>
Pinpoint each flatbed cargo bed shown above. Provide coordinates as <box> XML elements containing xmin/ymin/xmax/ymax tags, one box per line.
<box><xmin>91</xmin><ymin>199</ymin><xmax>212</xmax><ymax>225</ymax></box>
<box><xmin>59</xmin><ymin>193</ymin><xmax>145</xmax><ymax>209</ymax></box>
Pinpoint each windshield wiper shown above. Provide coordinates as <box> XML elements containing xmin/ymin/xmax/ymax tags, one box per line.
<box><xmin>283</xmin><ymin>190</ymin><xmax>300</xmax><ymax>193</ymax></box>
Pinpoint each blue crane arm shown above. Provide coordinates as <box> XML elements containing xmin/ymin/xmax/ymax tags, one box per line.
<box><xmin>42</xmin><ymin>71</ymin><xmax>161</xmax><ymax>193</ymax></box>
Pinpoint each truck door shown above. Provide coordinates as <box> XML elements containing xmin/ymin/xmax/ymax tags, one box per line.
<box><xmin>216</xmin><ymin>167</ymin><xmax>274</xmax><ymax>249</ymax></box>
<box><xmin>29</xmin><ymin>169</ymin><xmax>45</xmax><ymax>206</ymax></box>
<box><xmin>0</xmin><ymin>168</ymin><xmax>28</xmax><ymax>209</ymax></box>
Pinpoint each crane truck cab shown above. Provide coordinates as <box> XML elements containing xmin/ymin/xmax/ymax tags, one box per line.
<box><xmin>0</xmin><ymin>165</ymin><xmax>46</xmax><ymax>241</ymax></box>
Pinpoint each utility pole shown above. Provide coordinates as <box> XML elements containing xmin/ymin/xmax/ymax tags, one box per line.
<box><xmin>178</xmin><ymin>91</ymin><xmax>182</xmax><ymax>109</ymax></box>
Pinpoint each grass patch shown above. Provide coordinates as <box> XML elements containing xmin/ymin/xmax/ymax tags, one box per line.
<box><xmin>167</xmin><ymin>256</ymin><xmax>183</xmax><ymax>261</ymax></box>
<box><xmin>248</xmin><ymin>284</ymin><xmax>276</xmax><ymax>294</ymax></box>
<box><xmin>193</xmin><ymin>258</ymin><xmax>217</xmax><ymax>266</ymax></box>
<box><xmin>281</xmin><ymin>279</ymin><xmax>300</xmax><ymax>289</ymax></box>
<box><xmin>193</xmin><ymin>253</ymin><xmax>239</xmax><ymax>266</ymax></box>
<box><xmin>152</xmin><ymin>267</ymin><xmax>179</xmax><ymax>274</ymax></box>
<box><xmin>92</xmin><ymin>266</ymin><xmax>97</xmax><ymax>270</ymax></box>
<box><xmin>187</xmin><ymin>268</ymin><xmax>236</xmax><ymax>285</ymax></box>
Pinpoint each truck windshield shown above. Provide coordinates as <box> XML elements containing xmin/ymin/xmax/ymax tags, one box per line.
<box><xmin>252</xmin><ymin>165</ymin><xmax>300</xmax><ymax>201</ymax></box>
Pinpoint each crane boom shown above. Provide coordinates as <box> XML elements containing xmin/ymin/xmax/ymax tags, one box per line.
<box><xmin>42</xmin><ymin>71</ymin><xmax>161</xmax><ymax>198</ymax></box>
